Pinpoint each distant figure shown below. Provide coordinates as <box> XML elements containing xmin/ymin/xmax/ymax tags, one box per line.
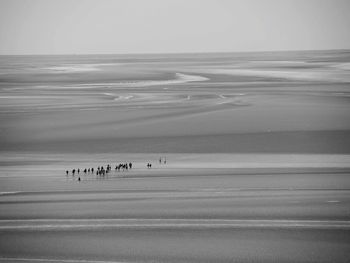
<box><xmin>66</xmin><ymin>170</ymin><xmax>69</xmax><ymax>176</ymax></box>
<box><xmin>129</xmin><ymin>162</ymin><xmax>132</xmax><ymax>169</ymax></box>
<box><xmin>164</xmin><ymin>157</ymin><xmax>166</xmax><ymax>164</ymax></box>
<box><xmin>91</xmin><ymin>168</ymin><xmax>94</xmax><ymax>173</ymax></box>
<box><xmin>78</xmin><ymin>177</ymin><xmax>81</xmax><ymax>182</ymax></box>
<box><xmin>159</xmin><ymin>158</ymin><xmax>162</xmax><ymax>164</ymax></box>
<box><xmin>77</xmin><ymin>169</ymin><xmax>80</xmax><ymax>174</ymax></box>
<box><xmin>72</xmin><ymin>169</ymin><xmax>75</xmax><ymax>176</ymax></box>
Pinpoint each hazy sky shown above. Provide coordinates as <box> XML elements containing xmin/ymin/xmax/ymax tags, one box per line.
<box><xmin>0</xmin><ymin>0</ymin><xmax>349</xmax><ymax>55</ymax></box>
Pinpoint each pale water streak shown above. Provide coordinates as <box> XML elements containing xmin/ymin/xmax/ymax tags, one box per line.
<box><xmin>21</xmin><ymin>73</ymin><xmax>209</xmax><ymax>90</ymax></box>
<box><xmin>71</xmin><ymin>73</ymin><xmax>209</xmax><ymax>88</ymax></box>
<box><xmin>0</xmin><ymin>258</ymin><xmax>127</xmax><ymax>263</ymax></box>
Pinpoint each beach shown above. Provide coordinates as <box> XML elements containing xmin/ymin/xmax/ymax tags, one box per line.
<box><xmin>1</xmin><ymin>159</ymin><xmax>350</xmax><ymax>262</ymax></box>
<box><xmin>1</xmin><ymin>50</ymin><xmax>350</xmax><ymax>262</ymax></box>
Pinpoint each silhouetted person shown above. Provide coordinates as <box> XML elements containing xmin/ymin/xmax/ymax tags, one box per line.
<box><xmin>129</xmin><ymin>162</ymin><xmax>132</xmax><ymax>169</ymax></box>
<box><xmin>78</xmin><ymin>177</ymin><xmax>81</xmax><ymax>182</ymax></box>
<box><xmin>66</xmin><ymin>170</ymin><xmax>69</xmax><ymax>176</ymax></box>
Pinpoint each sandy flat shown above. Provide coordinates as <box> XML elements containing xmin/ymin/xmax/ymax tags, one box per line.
<box><xmin>1</xmin><ymin>167</ymin><xmax>350</xmax><ymax>262</ymax></box>
<box><xmin>1</xmin><ymin>154</ymin><xmax>350</xmax><ymax>262</ymax></box>
<box><xmin>1</xmin><ymin>51</ymin><xmax>350</xmax><ymax>262</ymax></box>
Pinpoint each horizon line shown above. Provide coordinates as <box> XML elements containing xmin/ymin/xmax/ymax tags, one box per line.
<box><xmin>1</xmin><ymin>48</ymin><xmax>349</xmax><ymax>57</ymax></box>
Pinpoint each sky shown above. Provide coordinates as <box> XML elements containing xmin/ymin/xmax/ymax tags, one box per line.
<box><xmin>0</xmin><ymin>0</ymin><xmax>349</xmax><ymax>55</ymax></box>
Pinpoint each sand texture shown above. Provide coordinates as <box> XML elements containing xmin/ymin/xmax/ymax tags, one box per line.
<box><xmin>0</xmin><ymin>50</ymin><xmax>350</xmax><ymax>262</ymax></box>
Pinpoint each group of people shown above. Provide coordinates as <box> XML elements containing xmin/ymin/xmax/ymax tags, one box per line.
<box><xmin>65</xmin><ymin>162</ymin><xmax>133</xmax><ymax>181</ymax></box>
<box><xmin>65</xmin><ymin>158</ymin><xmax>167</xmax><ymax>182</ymax></box>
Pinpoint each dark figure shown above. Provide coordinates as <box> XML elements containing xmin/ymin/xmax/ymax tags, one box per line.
<box><xmin>91</xmin><ymin>168</ymin><xmax>94</xmax><ymax>173</ymax></box>
<box><xmin>77</xmin><ymin>169</ymin><xmax>80</xmax><ymax>174</ymax></box>
<box><xmin>129</xmin><ymin>162</ymin><xmax>132</xmax><ymax>169</ymax></box>
<box><xmin>159</xmin><ymin>158</ymin><xmax>162</xmax><ymax>164</ymax></box>
<box><xmin>84</xmin><ymin>168</ymin><xmax>87</xmax><ymax>174</ymax></box>
<box><xmin>72</xmin><ymin>169</ymin><xmax>75</xmax><ymax>176</ymax></box>
<box><xmin>88</xmin><ymin>168</ymin><xmax>90</xmax><ymax>173</ymax></box>
<box><xmin>164</xmin><ymin>157</ymin><xmax>166</xmax><ymax>164</ymax></box>
<box><xmin>78</xmin><ymin>177</ymin><xmax>81</xmax><ymax>182</ymax></box>
<box><xmin>66</xmin><ymin>170</ymin><xmax>69</xmax><ymax>176</ymax></box>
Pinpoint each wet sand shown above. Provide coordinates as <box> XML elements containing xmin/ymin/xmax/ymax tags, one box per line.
<box><xmin>1</xmin><ymin>50</ymin><xmax>350</xmax><ymax>262</ymax></box>
<box><xmin>1</xmin><ymin>228</ymin><xmax>349</xmax><ymax>263</ymax></box>
<box><xmin>1</xmin><ymin>166</ymin><xmax>350</xmax><ymax>263</ymax></box>
<box><xmin>1</xmin><ymin>155</ymin><xmax>350</xmax><ymax>262</ymax></box>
